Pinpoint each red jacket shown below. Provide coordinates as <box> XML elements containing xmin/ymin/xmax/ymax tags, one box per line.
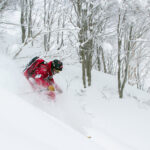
<box><xmin>24</xmin><ymin>59</ymin><xmax>54</xmax><ymax>88</ymax></box>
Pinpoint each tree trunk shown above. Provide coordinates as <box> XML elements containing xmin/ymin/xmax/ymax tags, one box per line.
<box><xmin>81</xmin><ymin>50</ymin><xmax>86</xmax><ymax>88</ymax></box>
<box><xmin>86</xmin><ymin>52</ymin><xmax>92</xmax><ymax>86</ymax></box>
<box><xmin>100</xmin><ymin>46</ymin><xmax>107</xmax><ymax>73</ymax></box>
<box><xmin>96</xmin><ymin>45</ymin><xmax>101</xmax><ymax>71</ymax></box>
<box><xmin>117</xmin><ymin>13</ymin><xmax>122</xmax><ymax>98</ymax></box>
<box><xmin>20</xmin><ymin>0</ymin><xmax>26</xmax><ymax>43</ymax></box>
<box><xmin>28</xmin><ymin>0</ymin><xmax>33</xmax><ymax>39</ymax></box>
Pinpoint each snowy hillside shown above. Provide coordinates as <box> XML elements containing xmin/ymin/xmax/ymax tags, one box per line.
<box><xmin>0</xmin><ymin>86</ymin><xmax>101</xmax><ymax>150</ymax></box>
<box><xmin>0</xmin><ymin>55</ymin><xmax>150</xmax><ymax>150</ymax></box>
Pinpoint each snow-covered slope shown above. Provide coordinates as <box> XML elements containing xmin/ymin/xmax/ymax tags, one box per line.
<box><xmin>0</xmin><ymin>87</ymin><xmax>102</xmax><ymax>150</ymax></box>
<box><xmin>0</xmin><ymin>55</ymin><xmax>102</xmax><ymax>150</ymax></box>
<box><xmin>0</xmin><ymin>55</ymin><xmax>150</xmax><ymax>150</ymax></box>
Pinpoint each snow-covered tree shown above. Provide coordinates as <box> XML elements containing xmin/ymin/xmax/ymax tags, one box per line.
<box><xmin>20</xmin><ymin>0</ymin><xmax>34</xmax><ymax>43</ymax></box>
<box><xmin>116</xmin><ymin>0</ymin><xmax>150</xmax><ymax>98</ymax></box>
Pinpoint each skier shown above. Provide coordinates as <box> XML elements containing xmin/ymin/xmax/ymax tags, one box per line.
<box><xmin>24</xmin><ymin>57</ymin><xmax>63</xmax><ymax>99</ymax></box>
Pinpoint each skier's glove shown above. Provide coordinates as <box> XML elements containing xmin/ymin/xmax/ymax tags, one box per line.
<box><xmin>48</xmin><ymin>85</ymin><xmax>55</xmax><ymax>91</ymax></box>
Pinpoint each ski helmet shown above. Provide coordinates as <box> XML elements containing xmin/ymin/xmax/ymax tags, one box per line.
<box><xmin>52</xmin><ymin>59</ymin><xmax>63</xmax><ymax>71</ymax></box>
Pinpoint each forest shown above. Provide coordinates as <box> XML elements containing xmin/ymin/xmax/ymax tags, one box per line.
<box><xmin>0</xmin><ymin>0</ymin><xmax>150</xmax><ymax>98</ymax></box>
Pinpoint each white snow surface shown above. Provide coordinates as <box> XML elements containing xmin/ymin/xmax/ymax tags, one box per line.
<box><xmin>0</xmin><ymin>55</ymin><xmax>150</xmax><ymax>150</ymax></box>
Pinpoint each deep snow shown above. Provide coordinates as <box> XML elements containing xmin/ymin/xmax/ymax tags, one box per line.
<box><xmin>0</xmin><ymin>55</ymin><xmax>150</xmax><ymax>150</ymax></box>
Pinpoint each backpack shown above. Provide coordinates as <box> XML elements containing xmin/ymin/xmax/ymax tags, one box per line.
<box><xmin>24</xmin><ymin>56</ymin><xmax>45</xmax><ymax>77</ymax></box>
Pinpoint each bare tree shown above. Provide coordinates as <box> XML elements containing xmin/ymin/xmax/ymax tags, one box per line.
<box><xmin>20</xmin><ymin>0</ymin><xmax>34</xmax><ymax>43</ymax></box>
<box><xmin>71</xmin><ymin>0</ymin><xmax>106</xmax><ymax>87</ymax></box>
<box><xmin>117</xmin><ymin>11</ymin><xmax>132</xmax><ymax>98</ymax></box>
<box><xmin>43</xmin><ymin>0</ymin><xmax>58</xmax><ymax>52</ymax></box>
<box><xmin>116</xmin><ymin>0</ymin><xmax>150</xmax><ymax>98</ymax></box>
